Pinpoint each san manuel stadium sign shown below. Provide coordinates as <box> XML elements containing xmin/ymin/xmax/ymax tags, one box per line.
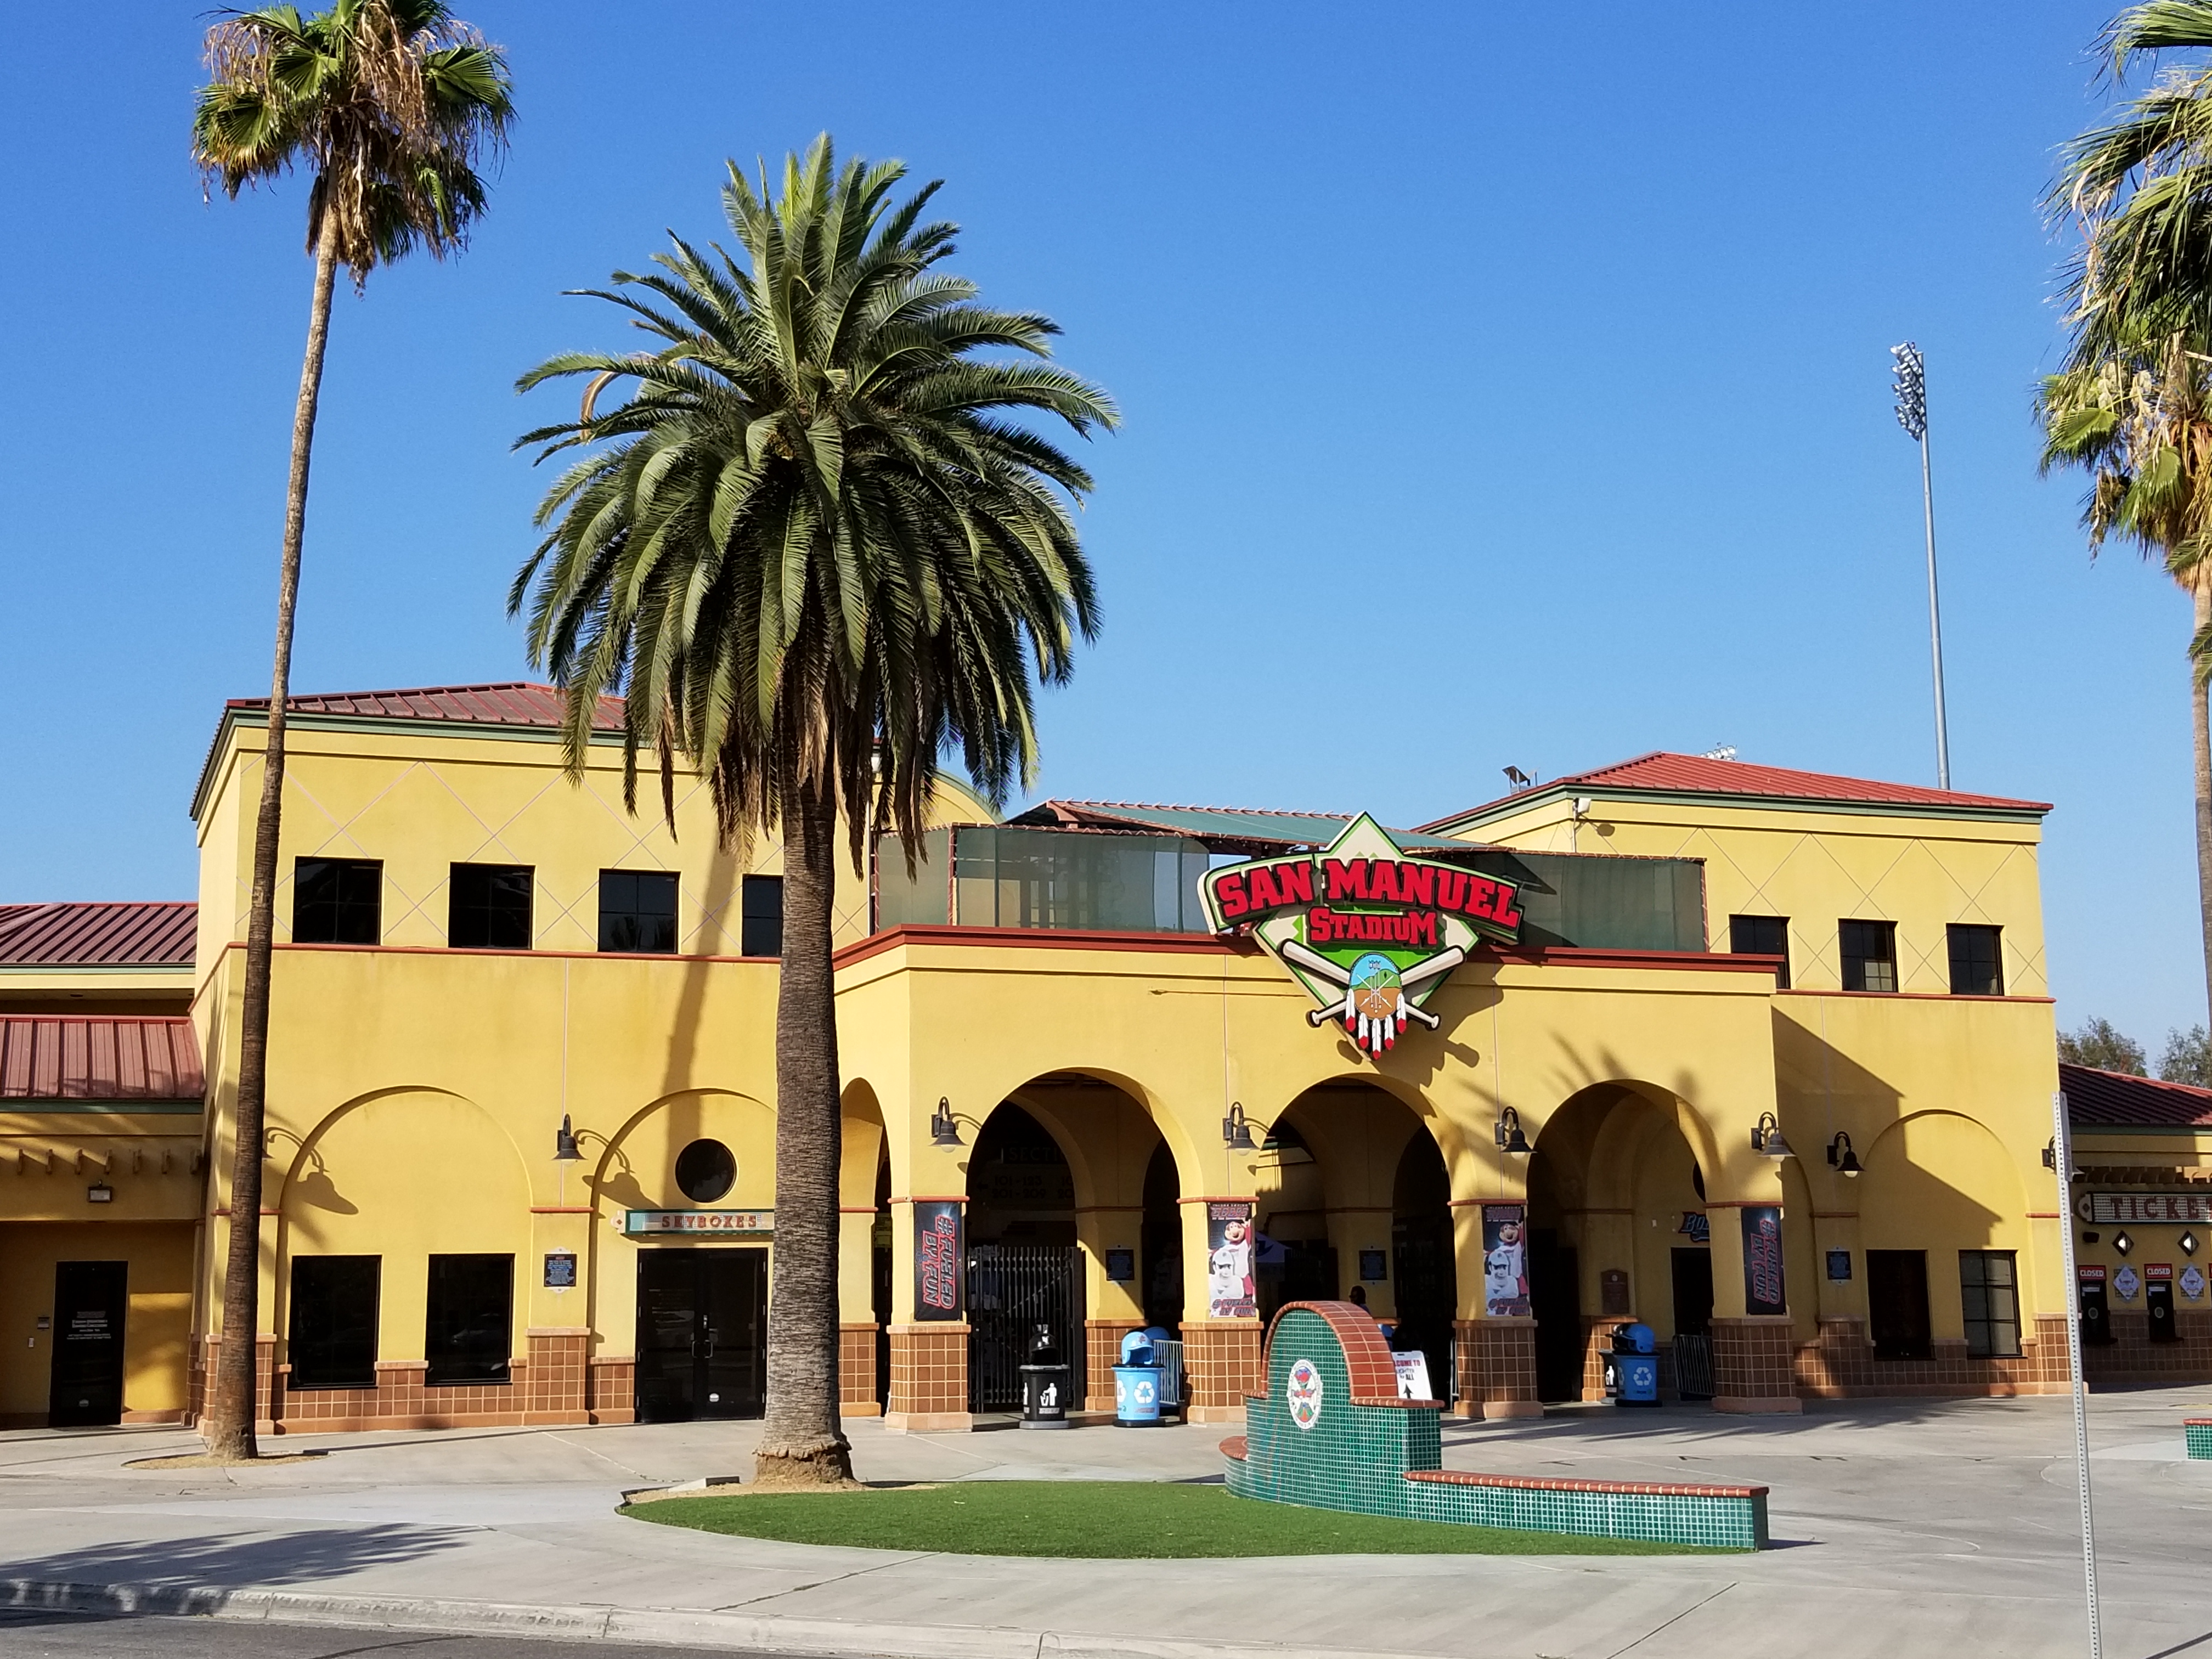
<box><xmin>1199</xmin><ymin>815</ymin><xmax>1523</xmax><ymax>1058</ymax></box>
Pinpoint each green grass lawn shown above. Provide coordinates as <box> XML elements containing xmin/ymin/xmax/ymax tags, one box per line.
<box><xmin>622</xmin><ymin>1480</ymin><xmax>1729</xmax><ymax>1558</ymax></box>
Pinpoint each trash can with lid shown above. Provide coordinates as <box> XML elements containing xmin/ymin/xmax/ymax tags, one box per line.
<box><xmin>1019</xmin><ymin>1324</ymin><xmax>1073</xmax><ymax>1430</ymax></box>
<box><xmin>1610</xmin><ymin>1321</ymin><xmax>1659</xmax><ymax>1407</ymax></box>
<box><xmin>1114</xmin><ymin>1328</ymin><xmax>1163</xmax><ymax>1426</ymax></box>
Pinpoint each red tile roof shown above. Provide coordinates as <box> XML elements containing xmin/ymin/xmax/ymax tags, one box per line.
<box><xmin>0</xmin><ymin>1017</ymin><xmax>205</xmax><ymax>1102</ymax></box>
<box><xmin>0</xmin><ymin>902</ymin><xmax>196</xmax><ymax>968</ymax></box>
<box><xmin>2061</xmin><ymin>1063</ymin><xmax>2212</xmax><ymax>1129</ymax></box>
<box><xmin>1420</xmin><ymin>751</ymin><xmax>2051</xmax><ymax>830</ymax></box>
<box><xmin>227</xmin><ymin>681</ymin><xmax>624</xmax><ymax>732</ymax></box>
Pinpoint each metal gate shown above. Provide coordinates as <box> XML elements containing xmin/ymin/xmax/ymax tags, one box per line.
<box><xmin>1672</xmin><ymin>1333</ymin><xmax>1715</xmax><ymax>1401</ymax></box>
<box><xmin>966</xmin><ymin>1244</ymin><xmax>1084</xmax><ymax>1412</ymax></box>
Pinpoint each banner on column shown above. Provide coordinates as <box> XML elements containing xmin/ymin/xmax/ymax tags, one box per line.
<box><xmin>1482</xmin><ymin>1204</ymin><xmax>1530</xmax><ymax>1318</ymax></box>
<box><xmin>1740</xmin><ymin>1204</ymin><xmax>1786</xmax><ymax>1316</ymax></box>
<box><xmin>913</xmin><ymin>1200</ymin><xmax>963</xmax><ymax>1321</ymax></box>
<box><xmin>1206</xmin><ymin>1201</ymin><xmax>1257</xmax><ymax>1318</ymax></box>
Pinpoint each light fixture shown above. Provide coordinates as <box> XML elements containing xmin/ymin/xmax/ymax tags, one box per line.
<box><xmin>1752</xmin><ymin>1111</ymin><xmax>1792</xmax><ymax>1158</ymax></box>
<box><xmin>86</xmin><ymin>1183</ymin><xmax>112</xmax><ymax>1204</ymax></box>
<box><xmin>930</xmin><ymin>1097</ymin><xmax>963</xmax><ymax>1148</ymax></box>
<box><xmin>554</xmin><ymin>1114</ymin><xmax>584</xmax><ymax>1163</ymax></box>
<box><xmin>2113</xmin><ymin>1231</ymin><xmax>2133</xmax><ymax>1256</ymax></box>
<box><xmin>1493</xmin><ymin>1107</ymin><xmax>1532</xmax><ymax>1155</ymax></box>
<box><xmin>2041</xmin><ymin>1137</ymin><xmax>2056</xmax><ymax>1171</ymax></box>
<box><xmin>1223</xmin><ymin>1102</ymin><xmax>1257</xmax><ymax>1152</ymax></box>
<box><xmin>1825</xmin><ymin>1131</ymin><xmax>1862</xmax><ymax>1178</ymax></box>
<box><xmin>2182</xmin><ymin>1231</ymin><xmax>2199</xmax><ymax>1257</ymax></box>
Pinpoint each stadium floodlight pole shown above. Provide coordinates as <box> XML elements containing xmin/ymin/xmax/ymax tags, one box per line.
<box><xmin>1892</xmin><ymin>342</ymin><xmax>1952</xmax><ymax>790</ymax></box>
<box><xmin>2052</xmin><ymin>1090</ymin><xmax>2102</xmax><ymax>1659</ymax></box>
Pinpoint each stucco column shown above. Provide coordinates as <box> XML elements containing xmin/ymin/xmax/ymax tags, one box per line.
<box><xmin>1078</xmin><ymin>1205</ymin><xmax>1144</xmax><ymax>1412</ymax></box>
<box><xmin>1181</xmin><ymin>1175</ymin><xmax>1262</xmax><ymax>1425</ymax></box>
<box><xmin>837</xmin><ymin>1205</ymin><xmax>882</xmax><ymax>1417</ymax></box>
<box><xmin>1572</xmin><ymin>1207</ymin><xmax>1637</xmax><ymax>1401</ymax></box>
<box><xmin>882</xmin><ymin>1115</ymin><xmax>972</xmax><ymax>1432</ymax></box>
<box><xmin>1449</xmin><ymin>1133</ymin><xmax>1539</xmax><ymax>1420</ymax></box>
<box><xmin>1706</xmin><ymin>1195</ymin><xmax>1802</xmax><ymax>1414</ymax></box>
<box><xmin>522</xmin><ymin>1198</ymin><xmax>594</xmax><ymax>1427</ymax></box>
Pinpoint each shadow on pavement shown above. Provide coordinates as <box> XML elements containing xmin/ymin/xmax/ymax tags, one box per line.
<box><xmin>1</xmin><ymin>1523</ymin><xmax>474</xmax><ymax>1591</ymax></box>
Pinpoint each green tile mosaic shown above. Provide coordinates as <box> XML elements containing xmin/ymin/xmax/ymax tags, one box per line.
<box><xmin>2187</xmin><ymin>1420</ymin><xmax>2212</xmax><ymax>1460</ymax></box>
<box><xmin>1225</xmin><ymin>1302</ymin><xmax>1767</xmax><ymax>1550</ymax></box>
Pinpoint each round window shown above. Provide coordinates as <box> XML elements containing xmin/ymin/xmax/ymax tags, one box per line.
<box><xmin>674</xmin><ymin>1139</ymin><xmax>736</xmax><ymax>1204</ymax></box>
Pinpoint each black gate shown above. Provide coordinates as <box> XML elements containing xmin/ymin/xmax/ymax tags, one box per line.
<box><xmin>966</xmin><ymin>1244</ymin><xmax>1083</xmax><ymax>1412</ymax></box>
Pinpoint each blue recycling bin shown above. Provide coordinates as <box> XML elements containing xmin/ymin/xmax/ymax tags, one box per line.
<box><xmin>1611</xmin><ymin>1321</ymin><xmax>1659</xmax><ymax>1407</ymax></box>
<box><xmin>1115</xmin><ymin>1329</ymin><xmax>1163</xmax><ymax>1426</ymax></box>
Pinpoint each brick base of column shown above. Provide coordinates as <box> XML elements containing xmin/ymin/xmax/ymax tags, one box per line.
<box><xmin>192</xmin><ymin>1333</ymin><xmax>280</xmax><ymax>1437</ymax></box>
<box><xmin>522</xmin><ymin>1329</ymin><xmax>590</xmax><ymax>1424</ymax></box>
<box><xmin>1453</xmin><ymin>1318</ymin><xmax>1539</xmax><ymax>1418</ymax></box>
<box><xmin>883</xmin><ymin>1323</ymin><xmax>971</xmax><ymax>1431</ymax></box>
<box><xmin>1711</xmin><ymin>1315</ymin><xmax>1803</xmax><ymax>1413</ymax></box>
<box><xmin>839</xmin><ymin>1322</ymin><xmax>881</xmax><ymax>1417</ymax></box>
<box><xmin>587</xmin><ymin>1355</ymin><xmax>634</xmax><ymax>1424</ymax></box>
<box><xmin>1086</xmin><ymin>1318</ymin><xmax>1141</xmax><ymax>1413</ymax></box>
<box><xmin>1181</xmin><ymin>1319</ymin><xmax>1262</xmax><ymax>1423</ymax></box>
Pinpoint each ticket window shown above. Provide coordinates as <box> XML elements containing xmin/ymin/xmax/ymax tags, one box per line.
<box><xmin>2147</xmin><ymin>1267</ymin><xmax>2179</xmax><ymax>1345</ymax></box>
<box><xmin>2078</xmin><ymin>1269</ymin><xmax>2113</xmax><ymax>1346</ymax></box>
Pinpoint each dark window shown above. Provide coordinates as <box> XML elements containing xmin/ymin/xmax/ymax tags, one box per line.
<box><xmin>1839</xmin><ymin>919</ymin><xmax>1898</xmax><ymax>993</ymax></box>
<box><xmin>675</xmin><ymin>1138</ymin><xmax>736</xmax><ymax>1203</ymax></box>
<box><xmin>1866</xmin><ymin>1249</ymin><xmax>1931</xmax><ymax>1359</ymax></box>
<box><xmin>741</xmin><ymin>874</ymin><xmax>784</xmax><ymax>958</ymax></box>
<box><xmin>1959</xmin><ymin>1250</ymin><xmax>2021</xmax><ymax>1358</ymax></box>
<box><xmin>287</xmin><ymin>1256</ymin><xmax>380</xmax><ymax>1389</ymax></box>
<box><xmin>1947</xmin><ymin>924</ymin><xmax>2003</xmax><ymax>996</ymax></box>
<box><xmin>1728</xmin><ymin>915</ymin><xmax>1791</xmax><ymax>989</ymax></box>
<box><xmin>294</xmin><ymin>859</ymin><xmax>381</xmax><ymax>945</ymax></box>
<box><xmin>599</xmin><ymin>870</ymin><xmax>678</xmax><ymax>953</ymax></box>
<box><xmin>425</xmin><ymin>1254</ymin><xmax>514</xmax><ymax>1387</ymax></box>
<box><xmin>449</xmin><ymin>864</ymin><xmax>533</xmax><ymax>950</ymax></box>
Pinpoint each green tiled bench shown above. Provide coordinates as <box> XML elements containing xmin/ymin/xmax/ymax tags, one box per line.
<box><xmin>2188</xmin><ymin>1419</ymin><xmax>2212</xmax><ymax>1459</ymax></box>
<box><xmin>1223</xmin><ymin>1303</ymin><xmax>1768</xmax><ymax>1550</ymax></box>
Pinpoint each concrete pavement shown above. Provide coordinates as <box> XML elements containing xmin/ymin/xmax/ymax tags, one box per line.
<box><xmin>2</xmin><ymin>1388</ymin><xmax>2209</xmax><ymax>1659</ymax></box>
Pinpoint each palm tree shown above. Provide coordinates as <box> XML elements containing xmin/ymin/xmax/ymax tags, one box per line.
<box><xmin>190</xmin><ymin>0</ymin><xmax>512</xmax><ymax>1461</ymax></box>
<box><xmin>511</xmin><ymin>136</ymin><xmax>1114</xmax><ymax>1486</ymax></box>
<box><xmin>2045</xmin><ymin>3</ymin><xmax>2212</xmax><ymax>1022</ymax></box>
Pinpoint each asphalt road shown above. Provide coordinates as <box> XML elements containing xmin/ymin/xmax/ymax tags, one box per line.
<box><xmin>0</xmin><ymin>1611</ymin><xmax>821</xmax><ymax>1659</ymax></box>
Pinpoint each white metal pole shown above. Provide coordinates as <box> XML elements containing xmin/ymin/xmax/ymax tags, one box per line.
<box><xmin>2052</xmin><ymin>1090</ymin><xmax>2101</xmax><ymax>1658</ymax></box>
<box><xmin>1919</xmin><ymin>429</ymin><xmax>1951</xmax><ymax>792</ymax></box>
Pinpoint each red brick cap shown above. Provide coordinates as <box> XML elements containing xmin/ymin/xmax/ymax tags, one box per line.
<box><xmin>1221</xmin><ymin>1435</ymin><xmax>1248</xmax><ymax>1462</ymax></box>
<box><xmin>2186</xmin><ymin>1418</ymin><xmax>2212</xmax><ymax>1427</ymax></box>
<box><xmin>1406</xmin><ymin>1469</ymin><xmax>1769</xmax><ymax>1499</ymax></box>
<box><xmin>1263</xmin><ymin>1300</ymin><xmax>1432</xmax><ymax>1407</ymax></box>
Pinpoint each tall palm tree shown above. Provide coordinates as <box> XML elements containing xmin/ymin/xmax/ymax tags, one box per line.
<box><xmin>512</xmin><ymin>136</ymin><xmax>1114</xmax><ymax>1486</ymax></box>
<box><xmin>2045</xmin><ymin>2</ymin><xmax>2212</xmax><ymax>1022</ymax></box>
<box><xmin>190</xmin><ymin>0</ymin><xmax>512</xmax><ymax>1461</ymax></box>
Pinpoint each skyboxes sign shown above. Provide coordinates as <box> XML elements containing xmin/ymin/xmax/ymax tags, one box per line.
<box><xmin>1200</xmin><ymin>814</ymin><xmax>1522</xmax><ymax>1057</ymax></box>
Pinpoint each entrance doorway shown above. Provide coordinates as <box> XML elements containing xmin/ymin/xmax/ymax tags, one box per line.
<box><xmin>1529</xmin><ymin>1229</ymin><xmax>1584</xmax><ymax>1401</ymax></box>
<box><xmin>634</xmin><ymin>1248</ymin><xmax>767</xmax><ymax>1422</ymax></box>
<box><xmin>1670</xmin><ymin>1247</ymin><xmax>1714</xmax><ymax>1400</ymax></box>
<box><xmin>1391</xmin><ymin>1132</ymin><xmax>1457</xmax><ymax>1400</ymax></box>
<box><xmin>966</xmin><ymin>1103</ymin><xmax>1082</xmax><ymax>1412</ymax></box>
<box><xmin>49</xmin><ymin>1261</ymin><xmax>127</xmax><ymax>1427</ymax></box>
<box><xmin>1868</xmin><ymin>1250</ymin><xmax>1932</xmax><ymax>1359</ymax></box>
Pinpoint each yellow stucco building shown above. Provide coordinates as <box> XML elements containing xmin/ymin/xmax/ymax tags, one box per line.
<box><xmin>3</xmin><ymin>684</ymin><xmax>2205</xmax><ymax>1432</ymax></box>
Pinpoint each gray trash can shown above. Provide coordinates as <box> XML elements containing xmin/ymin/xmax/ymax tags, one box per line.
<box><xmin>1020</xmin><ymin>1325</ymin><xmax>1072</xmax><ymax>1430</ymax></box>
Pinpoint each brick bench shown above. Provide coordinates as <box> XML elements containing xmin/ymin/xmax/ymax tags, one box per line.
<box><xmin>1222</xmin><ymin>1302</ymin><xmax>1768</xmax><ymax>1550</ymax></box>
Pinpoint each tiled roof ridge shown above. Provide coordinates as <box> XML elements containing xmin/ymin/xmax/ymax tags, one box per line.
<box><xmin>227</xmin><ymin>678</ymin><xmax>552</xmax><ymax>710</ymax></box>
<box><xmin>2060</xmin><ymin>1060</ymin><xmax>2212</xmax><ymax>1100</ymax></box>
<box><xmin>2059</xmin><ymin>1060</ymin><xmax>2212</xmax><ymax>1128</ymax></box>
<box><xmin>0</xmin><ymin>900</ymin><xmax>199</xmax><ymax>968</ymax></box>
<box><xmin>1046</xmin><ymin>798</ymin><xmax>1357</xmax><ymax>821</ymax></box>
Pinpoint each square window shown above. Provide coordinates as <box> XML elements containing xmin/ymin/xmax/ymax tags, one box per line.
<box><xmin>425</xmin><ymin>1254</ymin><xmax>514</xmax><ymax>1387</ymax></box>
<box><xmin>1728</xmin><ymin>915</ymin><xmax>1791</xmax><ymax>989</ymax></box>
<box><xmin>741</xmin><ymin>874</ymin><xmax>784</xmax><ymax>958</ymax></box>
<box><xmin>287</xmin><ymin>1256</ymin><xmax>380</xmax><ymax>1389</ymax></box>
<box><xmin>1960</xmin><ymin>1249</ymin><xmax>2021</xmax><ymax>1358</ymax></box>
<box><xmin>1838</xmin><ymin>919</ymin><xmax>1897</xmax><ymax>994</ymax></box>
<box><xmin>599</xmin><ymin>870</ymin><xmax>678</xmax><ymax>953</ymax></box>
<box><xmin>294</xmin><ymin>859</ymin><xmax>381</xmax><ymax>945</ymax></box>
<box><xmin>1947</xmin><ymin>924</ymin><xmax>2002</xmax><ymax>996</ymax></box>
<box><xmin>449</xmin><ymin>864</ymin><xmax>533</xmax><ymax>950</ymax></box>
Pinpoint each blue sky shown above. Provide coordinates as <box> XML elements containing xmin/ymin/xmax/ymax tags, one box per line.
<box><xmin>2</xmin><ymin>3</ymin><xmax>2198</xmax><ymax>1045</ymax></box>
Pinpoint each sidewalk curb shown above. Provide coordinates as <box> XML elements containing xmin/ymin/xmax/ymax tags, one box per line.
<box><xmin>0</xmin><ymin>1578</ymin><xmax>1442</xmax><ymax>1659</ymax></box>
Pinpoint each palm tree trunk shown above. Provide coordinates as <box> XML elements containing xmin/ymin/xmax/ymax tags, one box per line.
<box><xmin>204</xmin><ymin>208</ymin><xmax>342</xmax><ymax>1461</ymax></box>
<box><xmin>2196</xmin><ymin>575</ymin><xmax>2212</xmax><ymax>1025</ymax></box>
<box><xmin>752</xmin><ymin>766</ymin><xmax>856</xmax><ymax>1487</ymax></box>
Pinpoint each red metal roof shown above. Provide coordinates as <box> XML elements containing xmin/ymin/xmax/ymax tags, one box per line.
<box><xmin>0</xmin><ymin>1017</ymin><xmax>205</xmax><ymax>1102</ymax></box>
<box><xmin>0</xmin><ymin>902</ymin><xmax>196</xmax><ymax>968</ymax></box>
<box><xmin>2061</xmin><ymin>1063</ymin><xmax>2212</xmax><ymax>1129</ymax></box>
<box><xmin>227</xmin><ymin>681</ymin><xmax>624</xmax><ymax>731</ymax></box>
<box><xmin>1420</xmin><ymin>752</ymin><xmax>2051</xmax><ymax>830</ymax></box>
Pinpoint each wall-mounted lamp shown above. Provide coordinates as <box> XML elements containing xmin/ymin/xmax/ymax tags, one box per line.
<box><xmin>1751</xmin><ymin>1111</ymin><xmax>1792</xmax><ymax>1158</ymax></box>
<box><xmin>2113</xmin><ymin>1230</ymin><xmax>2134</xmax><ymax>1256</ymax></box>
<box><xmin>2041</xmin><ymin>1137</ymin><xmax>2056</xmax><ymax>1170</ymax></box>
<box><xmin>1825</xmin><ymin>1131</ymin><xmax>1862</xmax><ymax>1178</ymax></box>
<box><xmin>2182</xmin><ymin>1231</ymin><xmax>2199</xmax><ymax>1257</ymax></box>
<box><xmin>1223</xmin><ymin>1102</ymin><xmax>1258</xmax><ymax>1152</ymax></box>
<box><xmin>86</xmin><ymin>1183</ymin><xmax>113</xmax><ymax>1204</ymax></box>
<box><xmin>1493</xmin><ymin>1106</ymin><xmax>1532</xmax><ymax>1154</ymax></box>
<box><xmin>554</xmin><ymin>1114</ymin><xmax>584</xmax><ymax>1163</ymax></box>
<box><xmin>930</xmin><ymin>1097</ymin><xmax>963</xmax><ymax>1148</ymax></box>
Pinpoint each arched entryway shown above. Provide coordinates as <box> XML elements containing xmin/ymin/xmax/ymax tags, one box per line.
<box><xmin>964</xmin><ymin>1102</ymin><xmax>1079</xmax><ymax>1413</ymax></box>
